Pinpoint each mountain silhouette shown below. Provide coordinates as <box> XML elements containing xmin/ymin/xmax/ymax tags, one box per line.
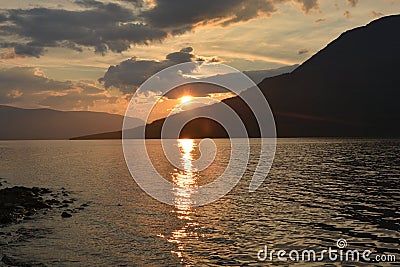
<box><xmin>257</xmin><ymin>14</ymin><xmax>400</xmax><ymax>137</ymax></box>
<box><xmin>74</xmin><ymin>15</ymin><xmax>400</xmax><ymax>140</ymax></box>
<box><xmin>0</xmin><ymin>105</ymin><xmax>143</xmax><ymax>140</ymax></box>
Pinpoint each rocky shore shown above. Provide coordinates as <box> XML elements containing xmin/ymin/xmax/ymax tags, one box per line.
<box><xmin>0</xmin><ymin>178</ymin><xmax>90</xmax><ymax>266</ymax></box>
<box><xmin>0</xmin><ymin>178</ymin><xmax>89</xmax><ymax>226</ymax></box>
<box><xmin>0</xmin><ymin>186</ymin><xmax>51</xmax><ymax>225</ymax></box>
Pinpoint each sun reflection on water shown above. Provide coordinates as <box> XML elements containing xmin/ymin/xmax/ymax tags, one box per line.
<box><xmin>168</xmin><ymin>139</ymin><xmax>202</xmax><ymax>262</ymax></box>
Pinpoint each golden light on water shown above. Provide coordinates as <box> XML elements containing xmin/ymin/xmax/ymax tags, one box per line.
<box><xmin>173</xmin><ymin>139</ymin><xmax>197</xmax><ymax>205</ymax></box>
<box><xmin>180</xmin><ymin>139</ymin><xmax>195</xmax><ymax>167</ymax></box>
<box><xmin>168</xmin><ymin>139</ymin><xmax>201</xmax><ymax>262</ymax></box>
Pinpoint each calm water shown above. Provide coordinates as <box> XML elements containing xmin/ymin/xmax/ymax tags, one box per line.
<box><xmin>0</xmin><ymin>139</ymin><xmax>399</xmax><ymax>266</ymax></box>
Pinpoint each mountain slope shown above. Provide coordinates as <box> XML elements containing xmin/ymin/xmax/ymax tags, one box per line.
<box><xmin>256</xmin><ymin>14</ymin><xmax>400</xmax><ymax>136</ymax></box>
<box><xmin>0</xmin><ymin>105</ymin><xmax>143</xmax><ymax>140</ymax></box>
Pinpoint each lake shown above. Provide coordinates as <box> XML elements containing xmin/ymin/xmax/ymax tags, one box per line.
<box><xmin>0</xmin><ymin>139</ymin><xmax>399</xmax><ymax>266</ymax></box>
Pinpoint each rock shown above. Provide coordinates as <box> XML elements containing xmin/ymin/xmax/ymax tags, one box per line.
<box><xmin>61</xmin><ymin>211</ymin><xmax>72</xmax><ymax>218</ymax></box>
<box><xmin>1</xmin><ymin>254</ymin><xmax>39</xmax><ymax>266</ymax></box>
<box><xmin>40</xmin><ymin>188</ymin><xmax>52</xmax><ymax>194</ymax></box>
<box><xmin>1</xmin><ymin>184</ymin><xmax>84</xmax><ymax>225</ymax></box>
<box><xmin>1</xmin><ymin>255</ymin><xmax>16</xmax><ymax>265</ymax></box>
<box><xmin>45</xmin><ymin>199</ymin><xmax>60</xmax><ymax>205</ymax></box>
<box><xmin>0</xmin><ymin>186</ymin><xmax>52</xmax><ymax>225</ymax></box>
<box><xmin>25</xmin><ymin>211</ymin><xmax>35</xmax><ymax>217</ymax></box>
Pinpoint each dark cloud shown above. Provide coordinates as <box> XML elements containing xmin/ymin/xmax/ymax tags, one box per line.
<box><xmin>0</xmin><ymin>2</ymin><xmax>168</xmax><ymax>57</ymax></box>
<box><xmin>99</xmin><ymin>47</ymin><xmax>199</xmax><ymax>94</ymax></box>
<box><xmin>298</xmin><ymin>48</ymin><xmax>309</xmax><ymax>55</ymax></box>
<box><xmin>179</xmin><ymin>47</ymin><xmax>194</xmax><ymax>53</ymax></box>
<box><xmin>14</xmin><ymin>44</ymin><xmax>45</xmax><ymax>58</ymax></box>
<box><xmin>0</xmin><ymin>43</ymin><xmax>45</xmax><ymax>58</ymax></box>
<box><xmin>142</xmin><ymin>0</ymin><xmax>319</xmax><ymax>29</ymax></box>
<box><xmin>142</xmin><ymin>0</ymin><xmax>269</xmax><ymax>30</ymax></box>
<box><xmin>166</xmin><ymin>50</ymin><xmax>195</xmax><ymax>63</ymax></box>
<box><xmin>0</xmin><ymin>0</ymin><xmax>321</xmax><ymax>57</ymax></box>
<box><xmin>346</xmin><ymin>0</ymin><xmax>359</xmax><ymax>7</ymax></box>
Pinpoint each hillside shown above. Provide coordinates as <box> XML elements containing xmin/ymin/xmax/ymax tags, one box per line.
<box><xmin>0</xmin><ymin>105</ymin><xmax>143</xmax><ymax>140</ymax></box>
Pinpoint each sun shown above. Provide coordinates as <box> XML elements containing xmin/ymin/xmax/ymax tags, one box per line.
<box><xmin>180</xmin><ymin>95</ymin><xmax>192</xmax><ymax>104</ymax></box>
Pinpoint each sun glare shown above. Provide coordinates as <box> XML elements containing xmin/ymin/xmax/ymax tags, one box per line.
<box><xmin>180</xmin><ymin>95</ymin><xmax>192</xmax><ymax>104</ymax></box>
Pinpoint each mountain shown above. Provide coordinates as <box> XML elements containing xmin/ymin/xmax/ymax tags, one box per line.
<box><xmin>0</xmin><ymin>105</ymin><xmax>143</xmax><ymax>140</ymax></box>
<box><xmin>73</xmin><ymin>15</ymin><xmax>400</xmax><ymax>139</ymax></box>
<box><xmin>243</xmin><ymin>65</ymin><xmax>299</xmax><ymax>84</ymax></box>
<box><xmin>256</xmin><ymin>14</ymin><xmax>400</xmax><ymax>137</ymax></box>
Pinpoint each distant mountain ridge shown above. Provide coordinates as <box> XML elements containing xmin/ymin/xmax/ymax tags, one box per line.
<box><xmin>73</xmin><ymin>15</ymin><xmax>400</xmax><ymax>139</ymax></box>
<box><xmin>0</xmin><ymin>105</ymin><xmax>143</xmax><ymax>140</ymax></box>
<box><xmin>243</xmin><ymin>65</ymin><xmax>299</xmax><ymax>83</ymax></box>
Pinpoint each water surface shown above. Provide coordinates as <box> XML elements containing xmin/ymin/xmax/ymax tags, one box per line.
<box><xmin>0</xmin><ymin>139</ymin><xmax>399</xmax><ymax>266</ymax></box>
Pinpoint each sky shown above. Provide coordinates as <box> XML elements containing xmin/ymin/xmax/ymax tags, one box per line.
<box><xmin>0</xmin><ymin>0</ymin><xmax>399</xmax><ymax>119</ymax></box>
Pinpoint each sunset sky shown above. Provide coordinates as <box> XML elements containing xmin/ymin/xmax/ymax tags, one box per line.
<box><xmin>0</xmin><ymin>0</ymin><xmax>398</xmax><ymax>119</ymax></box>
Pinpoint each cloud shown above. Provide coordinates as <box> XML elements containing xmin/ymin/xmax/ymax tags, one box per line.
<box><xmin>0</xmin><ymin>1</ymin><xmax>168</xmax><ymax>57</ymax></box>
<box><xmin>295</xmin><ymin>0</ymin><xmax>320</xmax><ymax>13</ymax></box>
<box><xmin>0</xmin><ymin>43</ymin><xmax>45</xmax><ymax>58</ymax></box>
<box><xmin>100</xmin><ymin>47</ymin><xmax>204</xmax><ymax>94</ymax></box>
<box><xmin>143</xmin><ymin>0</ymin><xmax>277</xmax><ymax>30</ymax></box>
<box><xmin>0</xmin><ymin>67</ymin><xmax>71</xmax><ymax>95</ymax></box>
<box><xmin>144</xmin><ymin>0</ymin><xmax>320</xmax><ymax>30</ymax></box>
<box><xmin>0</xmin><ymin>67</ymin><xmax>125</xmax><ymax>113</ymax></box>
<box><xmin>298</xmin><ymin>48</ymin><xmax>309</xmax><ymax>55</ymax></box>
<box><xmin>346</xmin><ymin>0</ymin><xmax>359</xmax><ymax>7</ymax></box>
<box><xmin>0</xmin><ymin>0</ymin><xmax>322</xmax><ymax>57</ymax></box>
<box><xmin>343</xmin><ymin>10</ymin><xmax>351</xmax><ymax>19</ymax></box>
